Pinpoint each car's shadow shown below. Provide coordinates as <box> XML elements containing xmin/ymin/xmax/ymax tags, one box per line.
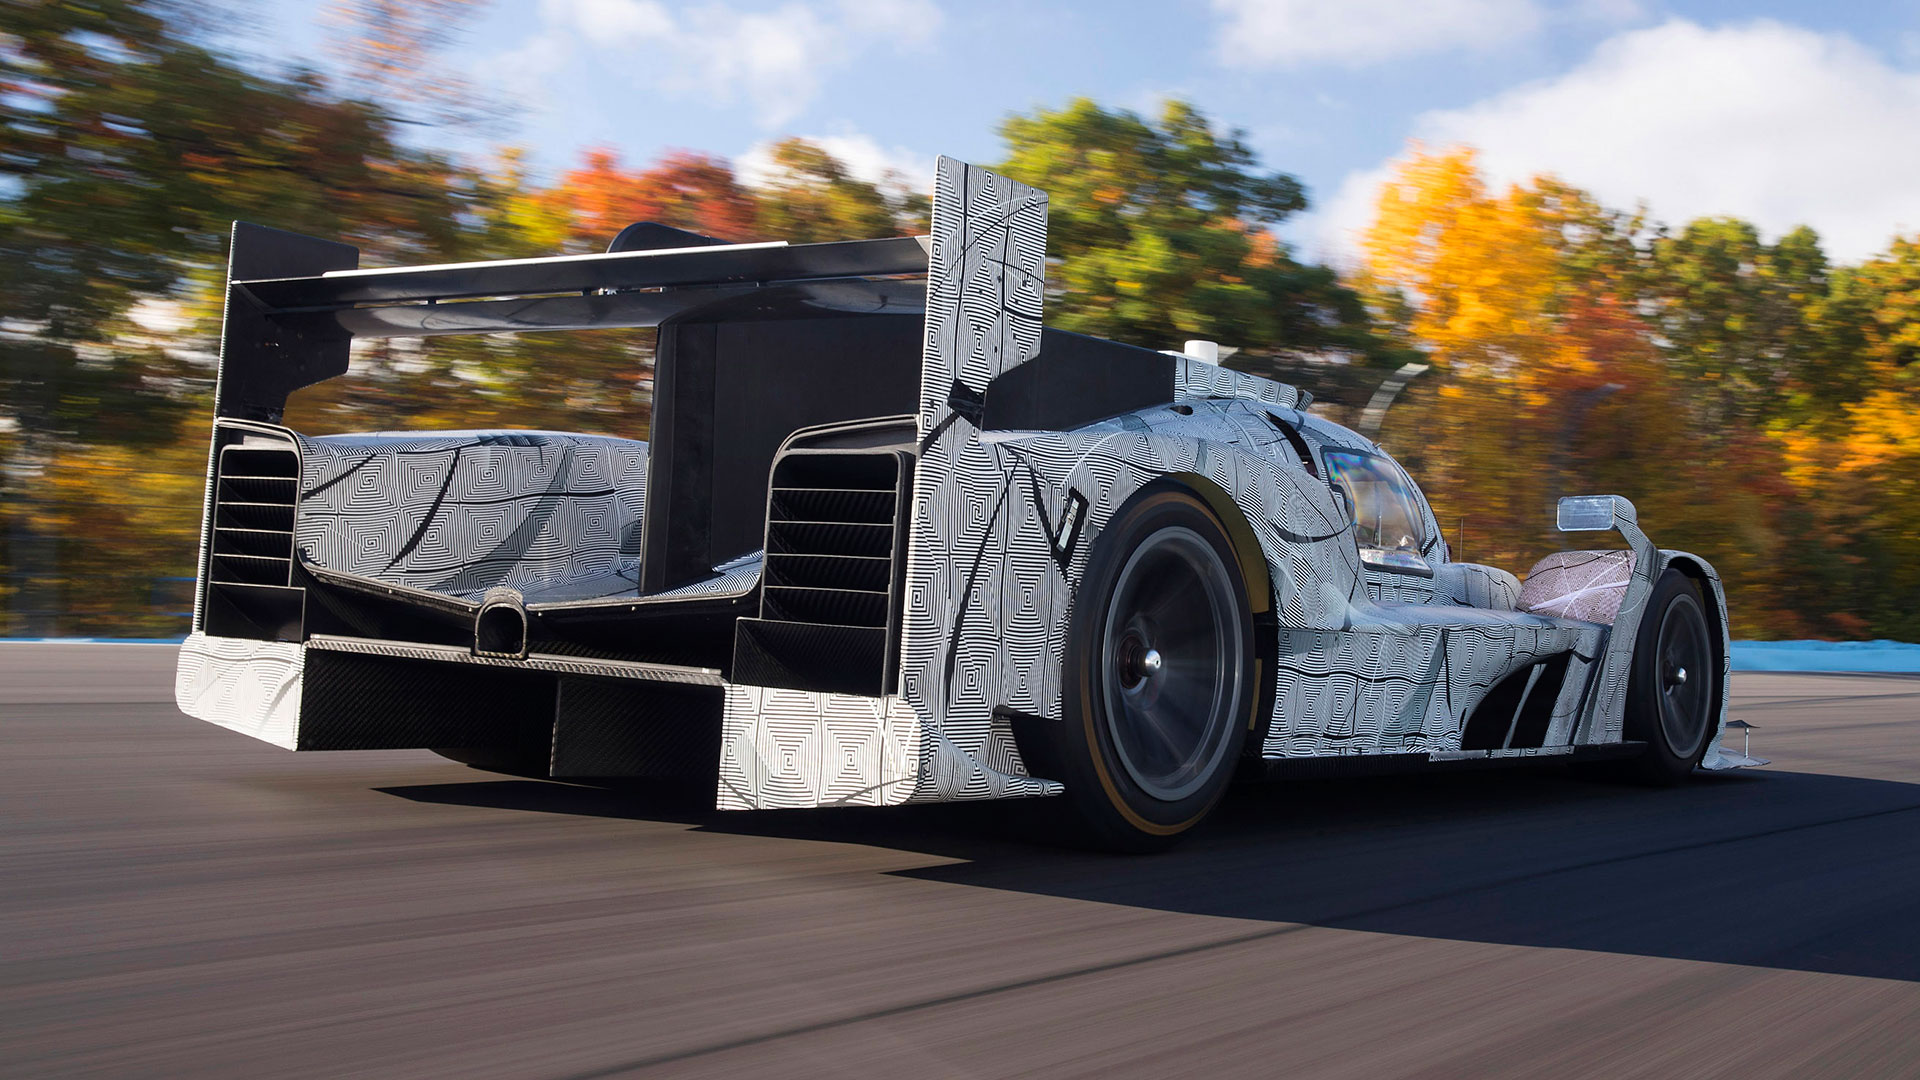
<box><xmin>383</xmin><ymin>764</ymin><xmax>1920</xmax><ymax>983</ymax></box>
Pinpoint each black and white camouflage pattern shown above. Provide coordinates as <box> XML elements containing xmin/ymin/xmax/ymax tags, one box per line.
<box><xmin>178</xmin><ymin>157</ymin><xmax>1740</xmax><ymax>806</ymax></box>
<box><xmin>721</xmin><ymin>156</ymin><xmax>1062</xmax><ymax>808</ymax></box>
<box><xmin>292</xmin><ymin>431</ymin><xmax>649</xmax><ymax>605</ymax></box>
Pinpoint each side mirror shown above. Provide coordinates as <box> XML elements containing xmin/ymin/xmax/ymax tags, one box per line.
<box><xmin>1557</xmin><ymin>494</ymin><xmax>1632</xmax><ymax>532</ymax></box>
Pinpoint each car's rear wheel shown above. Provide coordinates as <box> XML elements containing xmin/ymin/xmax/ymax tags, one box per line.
<box><xmin>1035</xmin><ymin>485</ymin><xmax>1256</xmax><ymax>851</ymax></box>
<box><xmin>1623</xmin><ymin>568</ymin><xmax>1717</xmax><ymax>784</ymax></box>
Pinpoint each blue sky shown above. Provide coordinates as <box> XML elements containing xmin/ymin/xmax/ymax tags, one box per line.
<box><xmin>254</xmin><ymin>0</ymin><xmax>1920</xmax><ymax>264</ymax></box>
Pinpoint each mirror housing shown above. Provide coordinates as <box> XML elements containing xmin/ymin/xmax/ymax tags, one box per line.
<box><xmin>1557</xmin><ymin>494</ymin><xmax>1631</xmax><ymax>532</ymax></box>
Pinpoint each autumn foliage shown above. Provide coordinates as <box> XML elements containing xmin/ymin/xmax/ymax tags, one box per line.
<box><xmin>4</xmin><ymin>2</ymin><xmax>1919</xmax><ymax>641</ymax></box>
<box><xmin>541</xmin><ymin>149</ymin><xmax>763</xmax><ymax>247</ymax></box>
<box><xmin>1362</xmin><ymin>146</ymin><xmax>1920</xmax><ymax>639</ymax></box>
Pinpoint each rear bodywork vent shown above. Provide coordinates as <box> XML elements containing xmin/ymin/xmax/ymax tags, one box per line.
<box><xmin>204</xmin><ymin>441</ymin><xmax>304</xmax><ymax>641</ymax></box>
<box><xmin>733</xmin><ymin>444</ymin><xmax>913</xmax><ymax>696</ymax></box>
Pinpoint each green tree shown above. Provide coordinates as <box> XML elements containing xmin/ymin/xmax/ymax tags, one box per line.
<box><xmin>0</xmin><ymin>0</ymin><xmax>476</xmax><ymax>631</ymax></box>
<box><xmin>1</xmin><ymin>0</ymin><xmax>472</xmax><ymax>446</ymax></box>
<box><xmin>1774</xmin><ymin>236</ymin><xmax>1920</xmax><ymax>639</ymax></box>
<box><xmin>750</xmin><ymin>137</ymin><xmax>926</xmax><ymax>243</ymax></box>
<box><xmin>1842</xmin><ymin>235</ymin><xmax>1920</xmax><ymax>371</ymax></box>
<box><xmin>1644</xmin><ymin>218</ymin><xmax>1837</xmax><ymax>427</ymax></box>
<box><xmin>995</xmin><ymin>98</ymin><xmax>1396</xmax><ymax>371</ymax></box>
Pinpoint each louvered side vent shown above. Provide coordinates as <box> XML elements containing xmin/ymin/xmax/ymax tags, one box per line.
<box><xmin>1459</xmin><ymin>651</ymin><xmax>1574</xmax><ymax>751</ymax></box>
<box><xmin>203</xmin><ymin>443</ymin><xmax>305</xmax><ymax>642</ymax></box>
<box><xmin>732</xmin><ymin>449</ymin><xmax>912</xmax><ymax>697</ymax></box>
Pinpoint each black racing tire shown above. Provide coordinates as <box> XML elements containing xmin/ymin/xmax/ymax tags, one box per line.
<box><xmin>1623</xmin><ymin>569</ymin><xmax>1717</xmax><ymax>784</ymax></box>
<box><xmin>1034</xmin><ymin>484</ymin><xmax>1257</xmax><ymax>852</ymax></box>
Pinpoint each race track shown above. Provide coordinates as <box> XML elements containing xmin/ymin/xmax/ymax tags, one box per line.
<box><xmin>5</xmin><ymin>643</ymin><xmax>1920</xmax><ymax>1078</ymax></box>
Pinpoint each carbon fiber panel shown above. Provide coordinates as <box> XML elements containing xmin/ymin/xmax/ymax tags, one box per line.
<box><xmin>306</xmin><ymin>635</ymin><xmax>723</xmax><ymax>686</ymax></box>
<box><xmin>550</xmin><ymin>678</ymin><xmax>724</xmax><ymax>779</ymax></box>
<box><xmin>299</xmin><ymin>648</ymin><xmax>554</xmax><ymax>753</ymax></box>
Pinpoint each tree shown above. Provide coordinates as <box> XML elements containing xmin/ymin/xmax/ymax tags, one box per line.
<box><xmin>1358</xmin><ymin>146</ymin><xmax>1827</xmax><ymax>635</ymax></box>
<box><xmin>0</xmin><ymin>0</ymin><xmax>473</xmax><ymax>443</ymax></box>
<box><xmin>1362</xmin><ymin>147</ymin><xmax>1586</xmax><ymax>569</ymax></box>
<box><xmin>995</xmin><ymin>98</ymin><xmax>1394</xmax><ymax>371</ymax></box>
<box><xmin>750</xmin><ymin>137</ymin><xmax>925</xmax><ymax>243</ymax></box>
<box><xmin>1773</xmin><ymin>236</ymin><xmax>1920</xmax><ymax>639</ymax></box>
<box><xmin>537</xmin><ymin>148</ymin><xmax>763</xmax><ymax>249</ymax></box>
<box><xmin>322</xmin><ymin>0</ymin><xmax>495</xmax><ymax>128</ymax></box>
<box><xmin>1844</xmin><ymin>235</ymin><xmax>1920</xmax><ymax>370</ymax></box>
<box><xmin>1362</xmin><ymin>145</ymin><xmax>1568</xmax><ymax>375</ymax></box>
<box><xmin>1642</xmin><ymin>218</ymin><xmax>1834</xmax><ymax>427</ymax></box>
<box><xmin>0</xmin><ymin>0</ymin><xmax>475</xmax><ymax>631</ymax></box>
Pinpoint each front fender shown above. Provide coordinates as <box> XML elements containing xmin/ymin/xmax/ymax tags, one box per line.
<box><xmin>1661</xmin><ymin>550</ymin><xmax>1742</xmax><ymax>768</ymax></box>
<box><xmin>1562</xmin><ymin>499</ymin><xmax>1735</xmax><ymax>754</ymax></box>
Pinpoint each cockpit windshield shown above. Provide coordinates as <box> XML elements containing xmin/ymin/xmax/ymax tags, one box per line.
<box><xmin>1322</xmin><ymin>449</ymin><xmax>1429</xmax><ymax>573</ymax></box>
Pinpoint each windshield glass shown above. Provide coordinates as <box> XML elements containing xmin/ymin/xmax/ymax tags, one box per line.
<box><xmin>1322</xmin><ymin>449</ymin><xmax>1426</xmax><ymax>567</ymax></box>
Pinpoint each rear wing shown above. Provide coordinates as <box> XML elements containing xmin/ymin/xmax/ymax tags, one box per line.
<box><xmin>214</xmin><ymin>224</ymin><xmax>929</xmax><ymax>422</ymax></box>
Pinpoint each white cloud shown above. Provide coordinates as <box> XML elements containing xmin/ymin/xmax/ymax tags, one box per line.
<box><xmin>735</xmin><ymin>130</ymin><xmax>930</xmax><ymax>189</ymax></box>
<box><xmin>833</xmin><ymin>0</ymin><xmax>942</xmax><ymax>42</ymax></box>
<box><xmin>1212</xmin><ymin>0</ymin><xmax>1545</xmax><ymax>68</ymax></box>
<box><xmin>548</xmin><ymin>0</ymin><xmax>675</xmax><ymax>40</ymax></box>
<box><xmin>1306</xmin><ymin>19</ymin><xmax>1920</xmax><ymax>265</ymax></box>
<box><xmin>1292</xmin><ymin>162</ymin><xmax>1393</xmax><ymax>269</ymax></box>
<box><xmin>536</xmin><ymin>0</ymin><xmax>942</xmax><ymax>126</ymax></box>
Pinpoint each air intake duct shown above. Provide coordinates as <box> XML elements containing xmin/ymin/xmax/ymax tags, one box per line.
<box><xmin>203</xmin><ymin>437</ymin><xmax>304</xmax><ymax>641</ymax></box>
<box><xmin>732</xmin><ymin>434</ymin><xmax>913</xmax><ymax>697</ymax></box>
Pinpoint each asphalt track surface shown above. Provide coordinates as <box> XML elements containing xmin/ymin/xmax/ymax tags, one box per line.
<box><xmin>6</xmin><ymin>645</ymin><xmax>1920</xmax><ymax>1078</ymax></box>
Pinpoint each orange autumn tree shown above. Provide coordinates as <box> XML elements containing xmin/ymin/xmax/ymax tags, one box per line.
<box><xmin>1363</xmin><ymin>146</ymin><xmax>1565</xmax><ymax>371</ymax></box>
<box><xmin>1363</xmin><ymin>149</ymin><xmax>1619</xmax><ymax>569</ymax></box>
<box><xmin>540</xmin><ymin>148</ymin><xmax>764</xmax><ymax>250</ymax></box>
<box><xmin>1358</xmin><ymin>147</ymin><xmax>1798</xmax><ymax>632</ymax></box>
<box><xmin>536</xmin><ymin>140</ymin><xmax>927</xmax><ymax>253</ymax></box>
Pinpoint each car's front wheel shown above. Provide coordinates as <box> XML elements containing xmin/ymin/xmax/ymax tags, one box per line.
<box><xmin>1033</xmin><ymin>484</ymin><xmax>1256</xmax><ymax>851</ymax></box>
<box><xmin>1623</xmin><ymin>568</ymin><xmax>1717</xmax><ymax>783</ymax></box>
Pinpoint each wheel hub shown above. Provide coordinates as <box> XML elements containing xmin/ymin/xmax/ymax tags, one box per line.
<box><xmin>1655</xmin><ymin>593</ymin><xmax>1712</xmax><ymax>759</ymax></box>
<box><xmin>1099</xmin><ymin>526</ymin><xmax>1245</xmax><ymax>803</ymax></box>
<box><xmin>1116</xmin><ymin>632</ymin><xmax>1166</xmax><ymax>693</ymax></box>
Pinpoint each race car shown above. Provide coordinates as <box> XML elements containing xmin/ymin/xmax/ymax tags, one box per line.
<box><xmin>175</xmin><ymin>156</ymin><xmax>1756</xmax><ymax>848</ymax></box>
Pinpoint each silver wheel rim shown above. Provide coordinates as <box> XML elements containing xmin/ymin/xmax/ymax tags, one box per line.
<box><xmin>1100</xmin><ymin>525</ymin><xmax>1245</xmax><ymax>802</ymax></box>
<box><xmin>1656</xmin><ymin>592</ymin><xmax>1712</xmax><ymax>760</ymax></box>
